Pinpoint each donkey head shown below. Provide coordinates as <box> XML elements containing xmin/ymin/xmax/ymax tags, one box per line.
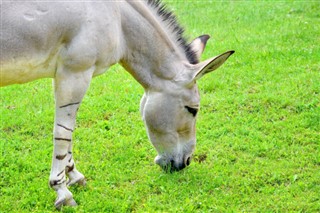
<box><xmin>140</xmin><ymin>35</ymin><xmax>234</xmax><ymax>172</ymax></box>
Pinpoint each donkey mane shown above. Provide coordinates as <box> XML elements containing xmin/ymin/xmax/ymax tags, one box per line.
<box><xmin>146</xmin><ymin>0</ymin><xmax>198</xmax><ymax>64</ymax></box>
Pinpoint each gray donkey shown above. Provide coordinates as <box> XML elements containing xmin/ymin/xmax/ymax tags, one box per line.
<box><xmin>1</xmin><ymin>0</ymin><xmax>234</xmax><ymax>208</ymax></box>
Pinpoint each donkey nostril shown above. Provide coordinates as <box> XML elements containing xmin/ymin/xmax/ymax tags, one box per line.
<box><xmin>170</xmin><ymin>159</ymin><xmax>175</xmax><ymax>167</ymax></box>
<box><xmin>186</xmin><ymin>157</ymin><xmax>191</xmax><ymax>166</ymax></box>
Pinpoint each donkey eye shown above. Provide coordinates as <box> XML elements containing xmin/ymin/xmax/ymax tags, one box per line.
<box><xmin>185</xmin><ymin>106</ymin><xmax>198</xmax><ymax>117</ymax></box>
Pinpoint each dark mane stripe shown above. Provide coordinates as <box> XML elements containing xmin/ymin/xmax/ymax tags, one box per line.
<box><xmin>146</xmin><ymin>0</ymin><xmax>198</xmax><ymax>64</ymax></box>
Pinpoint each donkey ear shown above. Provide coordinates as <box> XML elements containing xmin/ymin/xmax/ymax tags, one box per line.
<box><xmin>189</xmin><ymin>35</ymin><xmax>210</xmax><ymax>61</ymax></box>
<box><xmin>191</xmin><ymin>50</ymin><xmax>235</xmax><ymax>81</ymax></box>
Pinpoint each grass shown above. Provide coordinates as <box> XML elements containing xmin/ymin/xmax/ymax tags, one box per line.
<box><xmin>1</xmin><ymin>1</ymin><xmax>319</xmax><ymax>212</ymax></box>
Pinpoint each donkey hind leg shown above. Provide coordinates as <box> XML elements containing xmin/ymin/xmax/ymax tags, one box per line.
<box><xmin>49</xmin><ymin>66</ymin><xmax>94</xmax><ymax>209</ymax></box>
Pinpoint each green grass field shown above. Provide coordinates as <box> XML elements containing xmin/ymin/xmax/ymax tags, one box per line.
<box><xmin>1</xmin><ymin>1</ymin><xmax>319</xmax><ymax>212</ymax></box>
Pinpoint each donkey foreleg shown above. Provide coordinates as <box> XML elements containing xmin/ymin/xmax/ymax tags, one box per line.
<box><xmin>49</xmin><ymin>66</ymin><xmax>94</xmax><ymax>209</ymax></box>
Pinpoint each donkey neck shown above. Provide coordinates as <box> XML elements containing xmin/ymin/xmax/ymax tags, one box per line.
<box><xmin>119</xmin><ymin>1</ymin><xmax>188</xmax><ymax>90</ymax></box>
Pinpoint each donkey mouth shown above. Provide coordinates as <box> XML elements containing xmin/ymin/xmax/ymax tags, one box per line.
<box><xmin>159</xmin><ymin>157</ymin><xmax>192</xmax><ymax>173</ymax></box>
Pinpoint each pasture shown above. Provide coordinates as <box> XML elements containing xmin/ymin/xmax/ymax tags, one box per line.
<box><xmin>1</xmin><ymin>1</ymin><xmax>319</xmax><ymax>212</ymax></box>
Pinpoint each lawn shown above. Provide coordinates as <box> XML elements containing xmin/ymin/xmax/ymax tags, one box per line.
<box><xmin>1</xmin><ymin>1</ymin><xmax>319</xmax><ymax>212</ymax></box>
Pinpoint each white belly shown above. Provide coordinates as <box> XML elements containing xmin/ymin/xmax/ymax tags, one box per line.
<box><xmin>0</xmin><ymin>54</ymin><xmax>57</xmax><ymax>87</ymax></box>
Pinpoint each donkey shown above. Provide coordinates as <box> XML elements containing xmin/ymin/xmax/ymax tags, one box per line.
<box><xmin>1</xmin><ymin>0</ymin><xmax>234</xmax><ymax>209</ymax></box>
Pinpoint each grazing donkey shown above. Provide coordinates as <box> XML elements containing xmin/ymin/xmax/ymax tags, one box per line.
<box><xmin>1</xmin><ymin>0</ymin><xmax>234</xmax><ymax>209</ymax></box>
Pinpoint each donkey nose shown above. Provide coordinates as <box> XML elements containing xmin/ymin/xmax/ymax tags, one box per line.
<box><xmin>164</xmin><ymin>160</ymin><xmax>185</xmax><ymax>172</ymax></box>
<box><xmin>165</xmin><ymin>158</ymin><xmax>191</xmax><ymax>172</ymax></box>
<box><xmin>155</xmin><ymin>155</ymin><xmax>191</xmax><ymax>172</ymax></box>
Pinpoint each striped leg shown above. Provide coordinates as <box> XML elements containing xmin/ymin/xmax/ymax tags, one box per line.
<box><xmin>49</xmin><ymin>65</ymin><xmax>94</xmax><ymax>209</ymax></box>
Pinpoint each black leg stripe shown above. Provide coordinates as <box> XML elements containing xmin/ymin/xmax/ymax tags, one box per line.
<box><xmin>66</xmin><ymin>164</ymin><xmax>74</xmax><ymax>173</ymax></box>
<box><xmin>59</xmin><ymin>102</ymin><xmax>80</xmax><ymax>108</ymax></box>
<box><xmin>50</xmin><ymin>175</ymin><xmax>65</xmax><ymax>187</ymax></box>
<box><xmin>56</xmin><ymin>153</ymin><xmax>67</xmax><ymax>160</ymax></box>
<box><xmin>57</xmin><ymin>170</ymin><xmax>65</xmax><ymax>177</ymax></box>
<box><xmin>57</xmin><ymin>124</ymin><xmax>73</xmax><ymax>132</ymax></box>
<box><xmin>54</xmin><ymin>137</ymin><xmax>71</xmax><ymax>142</ymax></box>
<box><xmin>57</xmin><ymin>179</ymin><xmax>66</xmax><ymax>186</ymax></box>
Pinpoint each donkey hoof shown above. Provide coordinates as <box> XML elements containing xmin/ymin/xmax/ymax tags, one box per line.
<box><xmin>54</xmin><ymin>188</ymin><xmax>76</xmax><ymax>210</ymax></box>
<box><xmin>54</xmin><ymin>199</ymin><xmax>64</xmax><ymax>210</ymax></box>
<box><xmin>65</xmin><ymin>198</ymin><xmax>78</xmax><ymax>206</ymax></box>
<box><xmin>77</xmin><ymin>178</ymin><xmax>86</xmax><ymax>186</ymax></box>
<box><xmin>67</xmin><ymin>177</ymin><xmax>86</xmax><ymax>187</ymax></box>
<box><xmin>54</xmin><ymin>197</ymin><xmax>65</xmax><ymax>210</ymax></box>
<box><xmin>55</xmin><ymin>197</ymin><xmax>78</xmax><ymax>210</ymax></box>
